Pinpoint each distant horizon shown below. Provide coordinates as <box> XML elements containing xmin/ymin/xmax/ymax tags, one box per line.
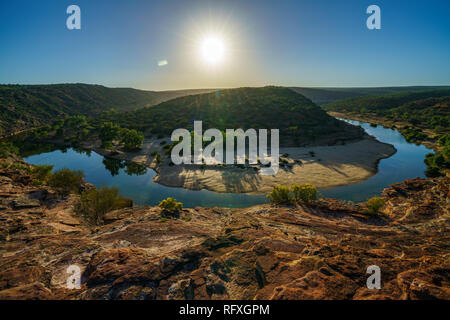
<box><xmin>2</xmin><ymin>82</ymin><xmax>450</xmax><ymax>93</ymax></box>
<box><xmin>1</xmin><ymin>1</ymin><xmax>450</xmax><ymax>90</ymax></box>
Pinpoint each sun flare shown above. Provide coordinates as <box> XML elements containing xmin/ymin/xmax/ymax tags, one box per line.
<box><xmin>201</xmin><ymin>36</ymin><xmax>225</xmax><ymax>65</ymax></box>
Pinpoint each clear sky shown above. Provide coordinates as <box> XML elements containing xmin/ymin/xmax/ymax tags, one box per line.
<box><xmin>1</xmin><ymin>0</ymin><xmax>449</xmax><ymax>90</ymax></box>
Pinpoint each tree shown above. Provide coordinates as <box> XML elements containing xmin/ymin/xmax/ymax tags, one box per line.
<box><xmin>121</xmin><ymin>128</ymin><xmax>144</xmax><ymax>151</ymax></box>
<box><xmin>99</xmin><ymin>122</ymin><xmax>121</xmax><ymax>147</ymax></box>
<box><xmin>47</xmin><ymin>168</ymin><xmax>84</xmax><ymax>196</ymax></box>
<box><xmin>75</xmin><ymin>186</ymin><xmax>133</xmax><ymax>225</ymax></box>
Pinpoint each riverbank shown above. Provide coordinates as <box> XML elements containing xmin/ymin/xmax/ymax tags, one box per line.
<box><xmin>81</xmin><ymin>134</ymin><xmax>396</xmax><ymax>194</ymax></box>
<box><xmin>328</xmin><ymin>111</ymin><xmax>440</xmax><ymax>151</ymax></box>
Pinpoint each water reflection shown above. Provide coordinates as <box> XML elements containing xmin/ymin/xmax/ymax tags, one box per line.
<box><xmin>102</xmin><ymin>157</ymin><xmax>147</xmax><ymax>176</ymax></box>
<box><xmin>22</xmin><ymin>119</ymin><xmax>432</xmax><ymax>206</ymax></box>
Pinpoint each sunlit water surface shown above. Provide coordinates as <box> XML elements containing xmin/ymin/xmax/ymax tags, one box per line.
<box><xmin>24</xmin><ymin>120</ymin><xmax>432</xmax><ymax>207</ymax></box>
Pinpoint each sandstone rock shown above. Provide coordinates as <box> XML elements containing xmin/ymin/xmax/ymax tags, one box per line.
<box><xmin>12</xmin><ymin>197</ymin><xmax>40</xmax><ymax>209</ymax></box>
<box><xmin>0</xmin><ymin>159</ymin><xmax>448</xmax><ymax>300</ymax></box>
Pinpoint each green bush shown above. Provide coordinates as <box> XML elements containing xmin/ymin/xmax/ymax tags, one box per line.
<box><xmin>99</xmin><ymin>122</ymin><xmax>121</xmax><ymax>147</ymax></box>
<box><xmin>31</xmin><ymin>164</ymin><xmax>54</xmax><ymax>185</ymax></box>
<box><xmin>365</xmin><ymin>197</ymin><xmax>385</xmax><ymax>216</ymax></box>
<box><xmin>154</xmin><ymin>152</ymin><xmax>162</xmax><ymax>164</ymax></box>
<box><xmin>0</xmin><ymin>142</ymin><xmax>19</xmax><ymax>158</ymax></box>
<box><xmin>291</xmin><ymin>184</ymin><xmax>317</xmax><ymax>204</ymax></box>
<box><xmin>158</xmin><ymin>197</ymin><xmax>183</xmax><ymax>216</ymax></box>
<box><xmin>121</xmin><ymin>128</ymin><xmax>144</xmax><ymax>151</ymax></box>
<box><xmin>266</xmin><ymin>186</ymin><xmax>291</xmax><ymax>204</ymax></box>
<box><xmin>47</xmin><ymin>168</ymin><xmax>84</xmax><ymax>196</ymax></box>
<box><xmin>424</xmin><ymin>151</ymin><xmax>449</xmax><ymax>177</ymax></box>
<box><xmin>75</xmin><ymin>186</ymin><xmax>133</xmax><ymax>225</ymax></box>
<box><xmin>425</xmin><ymin>166</ymin><xmax>442</xmax><ymax>178</ymax></box>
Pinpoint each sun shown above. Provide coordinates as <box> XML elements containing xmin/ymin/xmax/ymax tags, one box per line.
<box><xmin>201</xmin><ymin>36</ymin><xmax>225</xmax><ymax>65</ymax></box>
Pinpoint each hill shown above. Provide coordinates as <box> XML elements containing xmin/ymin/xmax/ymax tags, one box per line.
<box><xmin>104</xmin><ymin>86</ymin><xmax>365</xmax><ymax>146</ymax></box>
<box><xmin>0</xmin><ymin>84</ymin><xmax>214</xmax><ymax>137</ymax></box>
<box><xmin>323</xmin><ymin>89</ymin><xmax>450</xmax><ymax>136</ymax></box>
<box><xmin>322</xmin><ymin>89</ymin><xmax>450</xmax><ymax>113</ymax></box>
<box><xmin>291</xmin><ymin>86</ymin><xmax>450</xmax><ymax>105</ymax></box>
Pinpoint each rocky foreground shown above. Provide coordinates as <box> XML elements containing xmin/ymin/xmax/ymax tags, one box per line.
<box><xmin>0</xmin><ymin>157</ymin><xmax>449</xmax><ymax>300</ymax></box>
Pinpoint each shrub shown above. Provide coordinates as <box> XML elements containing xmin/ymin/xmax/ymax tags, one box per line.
<box><xmin>365</xmin><ymin>197</ymin><xmax>385</xmax><ymax>216</ymax></box>
<box><xmin>75</xmin><ymin>186</ymin><xmax>133</xmax><ymax>225</ymax></box>
<box><xmin>425</xmin><ymin>166</ymin><xmax>442</xmax><ymax>178</ymax></box>
<box><xmin>31</xmin><ymin>164</ymin><xmax>54</xmax><ymax>185</ymax></box>
<box><xmin>158</xmin><ymin>197</ymin><xmax>183</xmax><ymax>217</ymax></box>
<box><xmin>424</xmin><ymin>152</ymin><xmax>448</xmax><ymax>177</ymax></box>
<box><xmin>155</xmin><ymin>152</ymin><xmax>162</xmax><ymax>164</ymax></box>
<box><xmin>438</xmin><ymin>133</ymin><xmax>450</xmax><ymax>147</ymax></box>
<box><xmin>48</xmin><ymin>168</ymin><xmax>84</xmax><ymax>196</ymax></box>
<box><xmin>266</xmin><ymin>186</ymin><xmax>291</xmax><ymax>204</ymax></box>
<box><xmin>9</xmin><ymin>163</ymin><xmax>31</xmax><ymax>172</ymax></box>
<box><xmin>291</xmin><ymin>183</ymin><xmax>317</xmax><ymax>204</ymax></box>
<box><xmin>0</xmin><ymin>142</ymin><xmax>19</xmax><ymax>158</ymax></box>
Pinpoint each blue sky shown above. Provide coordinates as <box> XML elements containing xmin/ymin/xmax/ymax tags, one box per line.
<box><xmin>0</xmin><ymin>0</ymin><xmax>449</xmax><ymax>90</ymax></box>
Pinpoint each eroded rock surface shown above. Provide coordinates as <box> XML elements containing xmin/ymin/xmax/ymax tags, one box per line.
<box><xmin>0</xmin><ymin>158</ymin><xmax>448</xmax><ymax>300</ymax></box>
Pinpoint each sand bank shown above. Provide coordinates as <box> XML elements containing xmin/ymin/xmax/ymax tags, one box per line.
<box><xmin>84</xmin><ymin>136</ymin><xmax>396</xmax><ymax>194</ymax></box>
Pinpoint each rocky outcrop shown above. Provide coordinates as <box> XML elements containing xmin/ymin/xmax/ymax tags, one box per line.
<box><xmin>0</xmin><ymin>158</ymin><xmax>448</xmax><ymax>300</ymax></box>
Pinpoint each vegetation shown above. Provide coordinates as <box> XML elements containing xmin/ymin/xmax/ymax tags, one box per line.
<box><xmin>324</xmin><ymin>89</ymin><xmax>450</xmax><ymax>114</ymax></box>
<box><xmin>266</xmin><ymin>186</ymin><xmax>292</xmax><ymax>204</ymax></box>
<box><xmin>99</xmin><ymin>87</ymin><xmax>364</xmax><ymax>146</ymax></box>
<box><xmin>424</xmin><ymin>133</ymin><xmax>450</xmax><ymax>177</ymax></box>
<box><xmin>290</xmin><ymin>86</ymin><xmax>450</xmax><ymax>105</ymax></box>
<box><xmin>47</xmin><ymin>168</ymin><xmax>84</xmax><ymax>196</ymax></box>
<box><xmin>30</xmin><ymin>164</ymin><xmax>54</xmax><ymax>185</ymax></box>
<box><xmin>365</xmin><ymin>197</ymin><xmax>385</xmax><ymax>216</ymax></box>
<box><xmin>323</xmin><ymin>90</ymin><xmax>450</xmax><ymax>138</ymax></box>
<box><xmin>158</xmin><ymin>197</ymin><xmax>183</xmax><ymax>217</ymax></box>
<box><xmin>0</xmin><ymin>141</ymin><xmax>19</xmax><ymax>158</ymax></box>
<box><xmin>291</xmin><ymin>184</ymin><xmax>317</xmax><ymax>203</ymax></box>
<box><xmin>99</xmin><ymin>122</ymin><xmax>121</xmax><ymax>148</ymax></box>
<box><xmin>267</xmin><ymin>184</ymin><xmax>318</xmax><ymax>204</ymax></box>
<box><xmin>0</xmin><ymin>84</ymin><xmax>216</xmax><ymax>137</ymax></box>
<box><xmin>120</xmin><ymin>128</ymin><xmax>144</xmax><ymax>151</ymax></box>
<box><xmin>75</xmin><ymin>186</ymin><xmax>133</xmax><ymax>225</ymax></box>
<box><xmin>324</xmin><ymin>89</ymin><xmax>450</xmax><ymax>177</ymax></box>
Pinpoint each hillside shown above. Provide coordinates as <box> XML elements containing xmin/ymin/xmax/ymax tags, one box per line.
<box><xmin>323</xmin><ymin>89</ymin><xmax>450</xmax><ymax>113</ymax></box>
<box><xmin>323</xmin><ymin>90</ymin><xmax>450</xmax><ymax>177</ymax></box>
<box><xmin>0</xmin><ymin>84</ymin><xmax>214</xmax><ymax>137</ymax></box>
<box><xmin>291</xmin><ymin>86</ymin><xmax>450</xmax><ymax>105</ymax></box>
<box><xmin>104</xmin><ymin>86</ymin><xmax>365</xmax><ymax>146</ymax></box>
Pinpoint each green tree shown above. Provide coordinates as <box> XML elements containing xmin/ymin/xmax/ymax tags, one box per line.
<box><xmin>75</xmin><ymin>186</ymin><xmax>133</xmax><ymax>225</ymax></box>
<box><xmin>47</xmin><ymin>168</ymin><xmax>84</xmax><ymax>196</ymax></box>
<box><xmin>121</xmin><ymin>128</ymin><xmax>144</xmax><ymax>151</ymax></box>
<box><xmin>99</xmin><ymin>122</ymin><xmax>121</xmax><ymax>147</ymax></box>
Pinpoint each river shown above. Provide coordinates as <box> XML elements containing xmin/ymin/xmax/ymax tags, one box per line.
<box><xmin>23</xmin><ymin>119</ymin><xmax>433</xmax><ymax>207</ymax></box>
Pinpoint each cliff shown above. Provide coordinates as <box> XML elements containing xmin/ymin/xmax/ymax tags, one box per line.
<box><xmin>0</xmin><ymin>156</ymin><xmax>448</xmax><ymax>300</ymax></box>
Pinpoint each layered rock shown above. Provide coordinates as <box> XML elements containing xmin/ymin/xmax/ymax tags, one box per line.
<box><xmin>0</xmin><ymin>158</ymin><xmax>448</xmax><ymax>300</ymax></box>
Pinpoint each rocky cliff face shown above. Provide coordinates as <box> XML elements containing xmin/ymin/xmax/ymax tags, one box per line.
<box><xmin>0</xmin><ymin>157</ymin><xmax>448</xmax><ymax>300</ymax></box>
